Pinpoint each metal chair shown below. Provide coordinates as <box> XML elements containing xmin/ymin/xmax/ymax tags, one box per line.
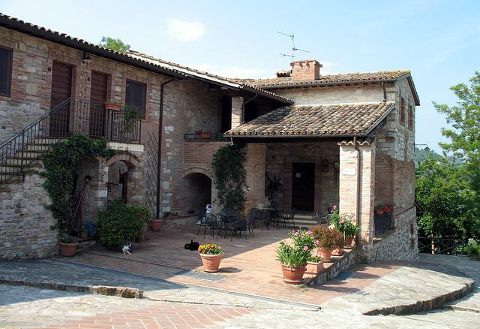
<box><xmin>276</xmin><ymin>209</ymin><xmax>296</xmax><ymax>229</ymax></box>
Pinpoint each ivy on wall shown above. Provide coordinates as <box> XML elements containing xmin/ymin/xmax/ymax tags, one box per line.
<box><xmin>41</xmin><ymin>135</ymin><xmax>115</xmax><ymax>236</ymax></box>
<box><xmin>212</xmin><ymin>145</ymin><xmax>247</xmax><ymax>212</ymax></box>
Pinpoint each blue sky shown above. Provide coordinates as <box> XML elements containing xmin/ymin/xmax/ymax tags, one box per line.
<box><xmin>1</xmin><ymin>0</ymin><xmax>479</xmax><ymax>151</ymax></box>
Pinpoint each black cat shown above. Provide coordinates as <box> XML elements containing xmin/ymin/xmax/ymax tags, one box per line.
<box><xmin>184</xmin><ymin>239</ymin><xmax>199</xmax><ymax>251</ymax></box>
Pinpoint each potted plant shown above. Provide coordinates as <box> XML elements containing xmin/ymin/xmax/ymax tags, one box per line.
<box><xmin>149</xmin><ymin>218</ymin><xmax>164</xmax><ymax>231</ymax></box>
<box><xmin>305</xmin><ymin>255</ymin><xmax>323</xmax><ymax>275</ymax></box>
<box><xmin>59</xmin><ymin>233</ymin><xmax>78</xmax><ymax>257</ymax></box>
<box><xmin>343</xmin><ymin>220</ymin><xmax>360</xmax><ymax>249</ymax></box>
<box><xmin>312</xmin><ymin>225</ymin><xmax>343</xmax><ymax>262</ymax></box>
<box><xmin>198</xmin><ymin>243</ymin><xmax>224</xmax><ymax>272</ymax></box>
<box><xmin>276</xmin><ymin>229</ymin><xmax>314</xmax><ymax>284</ymax></box>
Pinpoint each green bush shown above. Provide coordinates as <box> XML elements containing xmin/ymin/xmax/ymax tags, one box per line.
<box><xmin>464</xmin><ymin>239</ymin><xmax>480</xmax><ymax>257</ymax></box>
<box><xmin>96</xmin><ymin>200</ymin><xmax>150</xmax><ymax>248</ymax></box>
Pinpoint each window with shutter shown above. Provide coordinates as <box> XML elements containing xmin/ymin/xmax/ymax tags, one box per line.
<box><xmin>0</xmin><ymin>47</ymin><xmax>13</xmax><ymax>97</ymax></box>
<box><xmin>125</xmin><ymin>79</ymin><xmax>146</xmax><ymax>118</ymax></box>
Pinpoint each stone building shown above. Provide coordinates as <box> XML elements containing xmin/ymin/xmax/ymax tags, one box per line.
<box><xmin>0</xmin><ymin>14</ymin><xmax>419</xmax><ymax>262</ymax></box>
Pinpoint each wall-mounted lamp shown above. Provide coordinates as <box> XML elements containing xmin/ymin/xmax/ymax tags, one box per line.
<box><xmin>82</xmin><ymin>51</ymin><xmax>92</xmax><ymax>64</ymax></box>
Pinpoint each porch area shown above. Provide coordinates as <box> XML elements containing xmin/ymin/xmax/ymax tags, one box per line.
<box><xmin>67</xmin><ymin>222</ymin><xmax>400</xmax><ymax>306</ymax></box>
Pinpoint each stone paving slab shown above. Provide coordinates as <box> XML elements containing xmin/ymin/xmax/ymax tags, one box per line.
<box><xmin>322</xmin><ymin>261</ymin><xmax>474</xmax><ymax>315</ymax></box>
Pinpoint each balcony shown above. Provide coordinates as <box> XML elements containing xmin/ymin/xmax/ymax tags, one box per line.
<box><xmin>184</xmin><ymin>130</ymin><xmax>228</xmax><ymax>142</ymax></box>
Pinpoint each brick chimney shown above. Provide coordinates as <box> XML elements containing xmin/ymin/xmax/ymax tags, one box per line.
<box><xmin>290</xmin><ymin>60</ymin><xmax>322</xmax><ymax>80</ymax></box>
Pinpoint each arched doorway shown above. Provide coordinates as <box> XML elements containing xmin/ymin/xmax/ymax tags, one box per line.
<box><xmin>106</xmin><ymin>152</ymin><xmax>141</xmax><ymax>206</ymax></box>
<box><xmin>182</xmin><ymin>172</ymin><xmax>212</xmax><ymax>214</ymax></box>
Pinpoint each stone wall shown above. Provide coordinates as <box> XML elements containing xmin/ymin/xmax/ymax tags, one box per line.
<box><xmin>272</xmin><ymin>84</ymin><xmax>387</xmax><ymax>106</ymax></box>
<box><xmin>0</xmin><ymin>166</ymin><xmax>57</xmax><ymax>259</ymax></box>
<box><xmin>367</xmin><ymin>207</ymin><xmax>418</xmax><ymax>262</ymax></box>
<box><xmin>266</xmin><ymin>141</ymin><xmax>339</xmax><ymax>213</ymax></box>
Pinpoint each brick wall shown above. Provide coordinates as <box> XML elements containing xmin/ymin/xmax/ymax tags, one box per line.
<box><xmin>244</xmin><ymin>143</ymin><xmax>267</xmax><ymax>213</ymax></box>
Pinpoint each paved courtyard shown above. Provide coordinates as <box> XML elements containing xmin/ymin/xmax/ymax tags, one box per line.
<box><xmin>1</xmin><ymin>225</ymin><xmax>479</xmax><ymax>328</ymax></box>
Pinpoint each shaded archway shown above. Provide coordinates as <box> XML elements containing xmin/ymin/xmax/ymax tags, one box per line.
<box><xmin>106</xmin><ymin>151</ymin><xmax>142</xmax><ymax>205</ymax></box>
<box><xmin>181</xmin><ymin>172</ymin><xmax>212</xmax><ymax>214</ymax></box>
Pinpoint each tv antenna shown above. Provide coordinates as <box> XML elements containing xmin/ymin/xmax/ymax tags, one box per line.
<box><xmin>278</xmin><ymin>32</ymin><xmax>310</xmax><ymax>61</ymax></box>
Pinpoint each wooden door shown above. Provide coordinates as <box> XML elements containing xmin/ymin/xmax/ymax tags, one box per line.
<box><xmin>292</xmin><ymin>162</ymin><xmax>315</xmax><ymax>211</ymax></box>
<box><xmin>89</xmin><ymin>71</ymin><xmax>109</xmax><ymax>137</ymax></box>
<box><xmin>50</xmin><ymin>61</ymin><xmax>73</xmax><ymax>137</ymax></box>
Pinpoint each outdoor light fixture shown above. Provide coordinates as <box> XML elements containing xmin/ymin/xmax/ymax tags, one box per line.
<box><xmin>82</xmin><ymin>51</ymin><xmax>92</xmax><ymax>64</ymax></box>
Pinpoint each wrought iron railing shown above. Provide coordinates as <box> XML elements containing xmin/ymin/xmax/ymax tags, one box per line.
<box><xmin>184</xmin><ymin>132</ymin><xmax>227</xmax><ymax>142</ymax></box>
<box><xmin>418</xmin><ymin>236</ymin><xmax>467</xmax><ymax>255</ymax></box>
<box><xmin>0</xmin><ymin>97</ymin><xmax>142</xmax><ymax>182</ymax></box>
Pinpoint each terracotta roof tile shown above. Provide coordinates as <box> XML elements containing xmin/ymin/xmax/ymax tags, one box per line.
<box><xmin>225</xmin><ymin>102</ymin><xmax>394</xmax><ymax>138</ymax></box>
<box><xmin>238</xmin><ymin>71</ymin><xmax>411</xmax><ymax>89</ymax></box>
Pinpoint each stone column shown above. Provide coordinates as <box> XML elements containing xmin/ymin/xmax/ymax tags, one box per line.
<box><xmin>338</xmin><ymin>141</ymin><xmax>375</xmax><ymax>245</ymax></box>
<box><xmin>358</xmin><ymin>142</ymin><xmax>375</xmax><ymax>243</ymax></box>
<box><xmin>244</xmin><ymin>143</ymin><xmax>266</xmax><ymax>214</ymax></box>
<box><xmin>231</xmin><ymin>97</ymin><xmax>243</xmax><ymax>129</ymax></box>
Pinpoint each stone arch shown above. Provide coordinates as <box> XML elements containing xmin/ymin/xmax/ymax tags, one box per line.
<box><xmin>183</xmin><ymin>167</ymin><xmax>212</xmax><ymax>179</ymax></box>
<box><xmin>178</xmin><ymin>169</ymin><xmax>213</xmax><ymax>214</ymax></box>
<box><xmin>106</xmin><ymin>151</ymin><xmax>142</xmax><ymax>205</ymax></box>
<box><xmin>106</xmin><ymin>151</ymin><xmax>140</xmax><ymax>168</ymax></box>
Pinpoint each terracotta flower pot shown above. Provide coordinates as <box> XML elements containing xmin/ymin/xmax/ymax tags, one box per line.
<box><xmin>332</xmin><ymin>247</ymin><xmax>344</xmax><ymax>256</ymax></box>
<box><xmin>59</xmin><ymin>242</ymin><xmax>78</xmax><ymax>257</ymax></box>
<box><xmin>104</xmin><ymin>102</ymin><xmax>121</xmax><ymax>111</ymax></box>
<box><xmin>344</xmin><ymin>235</ymin><xmax>355</xmax><ymax>249</ymax></box>
<box><xmin>318</xmin><ymin>248</ymin><xmax>333</xmax><ymax>263</ymax></box>
<box><xmin>305</xmin><ymin>261</ymin><xmax>324</xmax><ymax>275</ymax></box>
<box><xmin>281</xmin><ymin>264</ymin><xmax>306</xmax><ymax>284</ymax></box>
<box><xmin>199</xmin><ymin>253</ymin><xmax>223</xmax><ymax>272</ymax></box>
<box><xmin>149</xmin><ymin>219</ymin><xmax>164</xmax><ymax>232</ymax></box>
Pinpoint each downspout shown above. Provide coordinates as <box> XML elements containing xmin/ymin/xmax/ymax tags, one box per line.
<box><xmin>353</xmin><ymin>137</ymin><xmax>361</xmax><ymax>227</ymax></box>
<box><xmin>241</xmin><ymin>93</ymin><xmax>258</xmax><ymax>124</ymax></box>
<box><xmin>382</xmin><ymin>82</ymin><xmax>387</xmax><ymax>102</ymax></box>
<box><xmin>156</xmin><ymin>77</ymin><xmax>176</xmax><ymax>219</ymax></box>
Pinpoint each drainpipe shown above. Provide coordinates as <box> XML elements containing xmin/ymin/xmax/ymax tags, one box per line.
<box><xmin>156</xmin><ymin>78</ymin><xmax>176</xmax><ymax>219</ymax></box>
<box><xmin>382</xmin><ymin>82</ymin><xmax>387</xmax><ymax>102</ymax></box>
<box><xmin>353</xmin><ymin>136</ymin><xmax>361</xmax><ymax>227</ymax></box>
<box><xmin>241</xmin><ymin>93</ymin><xmax>258</xmax><ymax>124</ymax></box>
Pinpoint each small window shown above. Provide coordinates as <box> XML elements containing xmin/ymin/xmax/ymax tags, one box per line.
<box><xmin>399</xmin><ymin>97</ymin><xmax>406</xmax><ymax>125</ymax></box>
<box><xmin>408</xmin><ymin>105</ymin><xmax>414</xmax><ymax>130</ymax></box>
<box><xmin>0</xmin><ymin>47</ymin><xmax>13</xmax><ymax>96</ymax></box>
<box><xmin>125</xmin><ymin>79</ymin><xmax>146</xmax><ymax>117</ymax></box>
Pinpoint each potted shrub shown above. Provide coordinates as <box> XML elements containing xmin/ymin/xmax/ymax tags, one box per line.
<box><xmin>96</xmin><ymin>200</ymin><xmax>149</xmax><ymax>249</ymax></box>
<box><xmin>305</xmin><ymin>255</ymin><xmax>323</xmax><ymax>275</ymax></box>
<box><xmin>312</xmin><ymin>225</ymin><xmax>344</xmax><ymax>262</ymax></box>
<box><xmin>343</xmin><ymin>220</ymin><xmax>360</xmax><ymax>249</ymax></box>
<box><xmin>198</xmin><ymin>243</ymin><xmax>224</xmax><ymax>272</ymax></box>
<box><xmin>276</xmin><ymin>230</ymin><xmax>314</xmax><ymax>284</ymax></box>
<box><xmin>59</xmin><ymin>233</ymin><xmax>78</xmax><ymax>257</ymax></box>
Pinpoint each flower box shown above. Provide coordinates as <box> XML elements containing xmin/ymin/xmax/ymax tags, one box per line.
<box><xmin>305</xmin><ymin>261</ymin><xmax>324</xmax><ymax>275</ymax></box>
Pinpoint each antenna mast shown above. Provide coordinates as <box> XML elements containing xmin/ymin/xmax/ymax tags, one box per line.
<box><xmin>278</xmin><ymin>32</ymin><xmax>310</xmax><ymax>62</ymax></box>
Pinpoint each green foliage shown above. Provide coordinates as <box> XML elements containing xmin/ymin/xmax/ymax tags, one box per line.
<box><xmin>434</xmin><ymin>71</ymin><xmax>480</xmax><ymax>211</ymax></box>
<box><xmin>212</xmin><ymin>145</ymin><xmax>246</xmax><ymax>212</ymax></box>
<box><xmin>308</xmin><ymin>255</ymin><xmax>322</xmax><ymax>263</ymax></box>
<box><xmin>416</xmin><ymin>155</ymin><xmax>477</xmax><ymax>240</ymax></box>
<box><xmin>414</xmin><ymin>147</ymin><xmax>442</xmax><ymax>167</ymax></box>
<box><xmin>122</xmin><ymin>104</ymin><xmax>139</xmax><ymax>131</ymax></box>
<box><xmin>266</xmin><ymin>175</ymin><xmax>283</xmax><ymax>205</ymax></box>
<box><xmin>464</xmin><ymin>239</ymin><xmax>480</xmax><ymax>257</ymax></box>
<box><xmin>99</xmin><ymin>36</ymin><xmax>130</xmax><ymax>53</ymax></box>
<box><xmin>96</xmin><ymin>200</ymin><xmax>150</xmax><ymax>248</ymax></box>
<box><xmin>289</xmin><ymin>229</ymin><xmax>316</xmax><ymax>251</ymax></box>
<box><xmin>41</xmin><ymin>135</ymin><xmax>115</xmax><ymax>237</ymax></box>
<box><xmin>311</xmin><ymin>225</ymin><xmax>344</xmax><ymax>250</ymax></box>
<box><xmin>329</xmin><ymin>211</ymin><xmax>359</xmax><ymax>236</ymax></box>
<box><xmin>198</xmin><ymin>243</ymin><xmax>223</xmax><ymax>255</ymax></box>
<box><xmin>276</xmin><ymin>241</ymin><xmax>310</xmax><ymax>267</ymax></box>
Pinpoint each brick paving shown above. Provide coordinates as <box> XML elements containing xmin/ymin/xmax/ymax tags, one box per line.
<box><xmin>36</xmin><ymin>302</ymin><xmax>253</xmax><ymax>329</ymax></box>
<box><xmin>68</xmin><ymin>224</ymin><xmax>400</xmax><ymax>306</ymax></box>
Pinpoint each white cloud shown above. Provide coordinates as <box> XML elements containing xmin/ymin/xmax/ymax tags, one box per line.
<box><xmin>167</xmin><ymin>18</ymin><xmax>205</xmax><ymax>42</ymax></box>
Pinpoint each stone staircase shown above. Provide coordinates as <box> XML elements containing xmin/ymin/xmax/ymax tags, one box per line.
<box><xmin>0</xmin><ymin>138</ymin><xmax>60</xmax><ymax>183</ymax></box>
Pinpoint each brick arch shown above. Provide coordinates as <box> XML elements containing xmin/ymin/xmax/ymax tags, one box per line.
<box><xmin>106</xmin><ymin>151</ymin><xmax>140</xmax><ymax>168</ymax></box>
<box><xmin>183</xmin><ymin>167</ymin><xmax>212</xmax><ymax>179</ymax></box>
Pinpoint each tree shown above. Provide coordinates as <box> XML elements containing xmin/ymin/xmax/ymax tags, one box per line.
<box><xmin>434</xmin><ymin>71</ymin><xmax>480</xmax><ymax>200</ymax></box>
<box><xmin>416</xmin><ymin>157</ymin><xmax>475</xmax><ymax>242</ymax></box>
<box><xmin>99</xmin><ymin>37</ymin><xmax>130</xmax><ymax>53</ymax></box>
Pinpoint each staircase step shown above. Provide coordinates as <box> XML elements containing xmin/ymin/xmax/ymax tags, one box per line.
<box><xmin>33</xmin><ymin>138</ymin><xmax>63</xmax><ymax>145</ymax></box>
<box><xmin>5</xmin><ymin>157</ymin><xmax>33</xmax><ymax>166</ymax></box>
<box><xmin>14</xmin><ymin>151</ymin><xmax>43</xmax><ymax>160</ymax></box>
<box><xmin>26</xmin><ymin>143</ymin><xmax>53</xmax><ymax>152</ymax></box>
<box><xmin>0</xmin><ymin>165</ymin><xmax>23</xmax><ymax>173</ymax></box>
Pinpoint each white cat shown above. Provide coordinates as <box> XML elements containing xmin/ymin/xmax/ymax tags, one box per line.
<box><xmin>122</xmin><ymin>242</ymin><xmax>132</xmax><ymax>254</ymax></box>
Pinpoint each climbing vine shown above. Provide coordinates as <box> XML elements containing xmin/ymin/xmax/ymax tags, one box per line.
<box><xmin>212</xmin><ymin>145</ymin><xmax>247</xmax><ymax>212</ymax></box>
<box><xmin>41</xmin><ymin>135</ymin><xmax>115</xmax><ymax>237</ymax></box>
